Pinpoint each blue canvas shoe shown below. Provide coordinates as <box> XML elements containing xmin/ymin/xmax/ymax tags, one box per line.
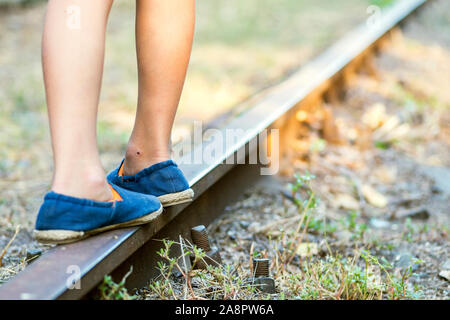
<box><xmin>34</xmin><ymin>184</ymin><xmax>163</xmax><ymax>244</ymax></box>
<box><xmin>107</xmin><ymin>159</ymin><xmax>194</xmax><ymax>207</ymax></box>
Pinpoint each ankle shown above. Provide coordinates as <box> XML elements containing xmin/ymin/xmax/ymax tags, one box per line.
<box><xmin>123</xmin><ymin>143</ymin><xmax>170</xmax><ymax>175</ymax></box>
<box><xmin>52</xmin><ymin>167</ymin><xmax>112</xmax><ymax>202</ymax></box>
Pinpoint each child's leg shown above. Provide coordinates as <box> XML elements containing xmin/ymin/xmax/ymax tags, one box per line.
<box><xmin>122</xmin><ymin>0</ymin><xmax>195</xmax><ymax>175</ymax></box>
<box><xmin>42</xmin><ymin>0</ymin><xmax>114</xmax><ymax>201</ymax></box>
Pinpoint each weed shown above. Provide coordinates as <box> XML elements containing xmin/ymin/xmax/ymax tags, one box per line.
<box><xmin>97</xmin><ymin>267</ymin><xmax>136</xmax><ymax>300</ymax></box>
<box><xmin>374</xmin><ymin>140</ymin><xmax>390</xmax><ymax>150</ymax></box>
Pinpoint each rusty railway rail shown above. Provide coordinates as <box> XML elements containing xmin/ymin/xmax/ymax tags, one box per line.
<box><xmin>0</xmin><ymin>0</ymin><xmax>427</xmax><ymax>300</ymax></box>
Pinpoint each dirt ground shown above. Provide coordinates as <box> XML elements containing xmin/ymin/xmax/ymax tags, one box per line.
<box><xmin>139</xmin><ymin>0</ymin><xmax>449</xmax><ymax>300</ymax></box>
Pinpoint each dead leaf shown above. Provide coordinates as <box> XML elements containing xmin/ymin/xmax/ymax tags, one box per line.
<box><xmin>361</xmin><ymin>185</ymin><xmax>388</xmax><ymax>208</ymax></box>
<box><xmin>362</xmin><ymin>102</ymin><xmax>387</xmax><ymax>130</ymax></box>
<box><xmin>334</xmin><ymin>193</ymin><xmax>360</xmax><ymax>211</ymax></box>
<box><xmin>372</xmin><ymin>115</ymin><xmax>410</xmax><ymax>142</ymax></box>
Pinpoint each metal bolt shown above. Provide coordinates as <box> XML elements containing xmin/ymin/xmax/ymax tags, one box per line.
<box><xmin>253</xmin><ymin>258</ymin><xmax>270</xmax><ymax>278</ymax></box>
<box><xmin>190</xmin><ymin>225</ymin><xmax>211</xmax><ymax>252</ymax></box>
<box><xmin>190</xmin><ymin>225</ymin><xmax>222</xmax><ymax>269</ymax></box>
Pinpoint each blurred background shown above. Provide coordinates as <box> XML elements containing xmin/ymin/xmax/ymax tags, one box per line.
<box><xmin>0</xmin><ymin>1</ymin><xmax>396</xmax><ymax>184</ymax></box>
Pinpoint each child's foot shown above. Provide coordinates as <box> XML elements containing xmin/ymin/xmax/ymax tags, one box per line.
<box><xmin>107</xmin><ymin>159</ymin><xmax>194</xmax><ymax>207</ymax></box>
<box><xmin>34</xmin><ymin>184</ymin><xmax>163</xmax><ymax>244</ymax></box>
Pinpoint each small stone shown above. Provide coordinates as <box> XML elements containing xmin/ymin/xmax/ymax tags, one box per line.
<box><xmin>441</xmin><ymin>260</ymin><xmax>450</xmax><ymax>270</ymax></box>
<box><xmin>335</xmin><ymin>230</ymin><xmax>353</xmax><ymax>242</ymax></box>
<box><xmin>281</xmin><ymin>190</ymin><xmax>295</xmax><ymax>203</ymax></box>
<box><xmin>370</xmin><ymin>218</ymin><xmax>390</xmax><ymax>228</ymax></box>
<box><xmin>431</xmin><ymin>185</ymin><xmax>441</xmax><ymax>194</ymax></box>
<box><xmin>250</xmin><ymin>277</ymin><xmax>276</xmax><ymax>294</ymax></box>
<box><xmin>334</xmin><ymin>193</ymin><xmax>360</xmax><ymax>210</ymax></box>
<box><xmin>173</xmin><ymin>270</ymin><xmax>183</xmax><ymax>278</ymax></box>
<box><xmin>392</xmin><ymin>194</ymin><xmax>422</xmax><ymax>207</ymax></box>
<box><xmin>362</xmin><ymin>103</ymin><xmax>388</xmax><ymax>130</ymax></box>
<box><xmin>227</xmin><ymin>230</ymin><xmax>237</xmax><ymax>241</ymax></box>
<box><xmin>396</xmin><ymin>207</ymin><xmax>430</xmax><ymax>220</ymax></box>
<box><xmin>239</xmin><ymin>221</ymin><xmax>250</xmax><ymax>229</ymax></box>
<box><xmin>8</xmin><ymin>245</ymin><xmax>22</xmax><ymax>256</ymax></box>
<box><xmin>438</xmin><ymin>270</ymin><xmax>450</xmax><ymax>282</ymax></box>
<box><xmin>420</xmin><ymin>165</ymin><xmax>450</xmax><ymax>196</ymax></box>
<box><xmin>414</xmin><ymin>272</ymin><xmax>428</xmax><ymax>279</ymax></box>
<box><xmin>266</xmin><ymin>230</ymin><xmax>282</xmax><ymax>237</ymax></box>
<box><xmin>373</xmin><ymin>166</ymin><xmax>397</xmax><ymax>184</ymax></box>
<box><xmin>248</xmin><ymin>222</ymin><xmax>262</xmax><ymax>233</ymax></box>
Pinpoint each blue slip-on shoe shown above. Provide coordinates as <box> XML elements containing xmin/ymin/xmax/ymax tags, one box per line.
<box><xmin>107</xmin><ymin>159</ymin><xmax>194</xmax><ymax>207</ymax></box>
<box><xmin>34</xmin><ymin>184</ymin><xmax>163</xmax><ymax>244</ymax></box>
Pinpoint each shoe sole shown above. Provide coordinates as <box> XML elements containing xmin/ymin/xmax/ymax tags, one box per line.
<box><xmin>34</xmin><ymin>205</ymin><xmax>163</xmax><ymax>245</ymax></box>
<box><xmin>158</xmin><ymin>188</ymin><xmax>194</xmax><ymax>207</ymax></box>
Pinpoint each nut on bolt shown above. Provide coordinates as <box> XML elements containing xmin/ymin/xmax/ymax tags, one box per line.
<box><xmin>249</xmin><ymin>258</ymin><xmax>276</xmax><ymax>294</ymax></box>
<box><xmin>190</xmin><ymin>225</ymin><xmax>222</xmax><ymax>269</ymax></box>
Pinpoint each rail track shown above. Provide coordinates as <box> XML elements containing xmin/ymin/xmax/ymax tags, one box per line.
<box><xmin>0</xmin><ymin>0</ymin><xmax>427</xmax><ymax>300</ymax></box>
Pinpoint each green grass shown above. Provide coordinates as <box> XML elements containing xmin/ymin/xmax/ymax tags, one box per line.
<box><xmin>96</xmin><ymin>267</ymin><xmax>136</xmax><ymax>300</ymax></box>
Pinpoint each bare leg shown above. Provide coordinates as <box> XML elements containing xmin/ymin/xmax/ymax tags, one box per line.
<box><xmin>42</xmin><ymin>0</ymin><xmax>114</xmax><ymax>201</ymax></box>
<box><xmin>123</xmin><ymin>0</ymin><xmax>195</xmax><ymax>175</ymax></box>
